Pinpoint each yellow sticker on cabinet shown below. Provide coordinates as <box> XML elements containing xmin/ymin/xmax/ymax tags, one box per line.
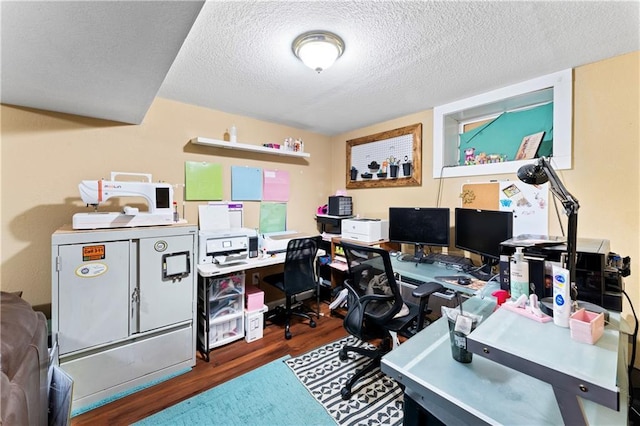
<box><xmin>75</xmin><ymin>263</ymin><xmax>108</xmax><ymax>278</ymax></box>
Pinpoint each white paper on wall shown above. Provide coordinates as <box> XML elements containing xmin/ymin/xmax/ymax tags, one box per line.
<box><xmin>498</xmin><ymin>181</ymin><xmax>549</xmax><ymax>236</ymax></box>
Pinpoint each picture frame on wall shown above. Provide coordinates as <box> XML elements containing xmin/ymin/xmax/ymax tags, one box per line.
<box><xmin>346</xmin><ymin>123</ymin><xmax>422</xmax><ymax>189</ymax></box>
<box><xmin>515</xmin><ymin>131</ymin><xmax>545</xmax><ymax>160</ymax></box>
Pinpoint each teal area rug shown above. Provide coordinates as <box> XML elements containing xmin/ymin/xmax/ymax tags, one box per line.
<box><xmin>286</xmin><ymin>336</ymin><xmax>404</xmax><ymax>426</ymax></box>
<box><xmin>133</xmin><ymin>355</ymin><xmax>335</xmax><ymax>425</ymax></box>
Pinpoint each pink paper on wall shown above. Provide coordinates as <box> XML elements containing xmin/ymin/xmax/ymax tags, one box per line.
<box><xmin>263</xmin><ymin>169</ymin><xmax>290</xmax><ymax>201</ymax></box>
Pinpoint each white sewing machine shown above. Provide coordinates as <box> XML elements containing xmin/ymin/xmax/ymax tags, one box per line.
<box><xmin>72</xmin><ymin>172</ymin><xmax>177</xmax><ymax>230</ymax></box>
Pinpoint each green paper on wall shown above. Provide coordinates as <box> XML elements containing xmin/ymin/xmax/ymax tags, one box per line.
<box><xmin>185</xmin><ymin>161</ymin><xmax>223</xmax><ymax>201</ymax></box>
<box><xmin>259</xmin><ymin>202</ymin><xmax>287</xmax><ymax>233</ymax></box>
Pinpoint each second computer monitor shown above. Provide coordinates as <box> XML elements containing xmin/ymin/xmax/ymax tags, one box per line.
<box><xmin>389</xmin><ymin>207</ymin><xmax>450</xmax><ymax>262</ymax></box>
<box><xmin>454</xmin><ymin>207</ymin><xmax>513</xmax><ymax>265</ymax></box>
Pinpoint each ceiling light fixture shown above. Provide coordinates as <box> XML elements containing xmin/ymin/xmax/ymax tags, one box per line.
<box><xmin>292</xmin><ymin>30</ymin><xmax>344</xmax><ymax>73</ymax></box>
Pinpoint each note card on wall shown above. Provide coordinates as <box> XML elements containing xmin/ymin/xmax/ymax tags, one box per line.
<box><xmin>185</xmin><ymin>161</ymin><xmax>223</xmax><ymax>201</ymax></box>
<box><xmin>263</xmin><ymin>169</ymin><xmax>290</xmax><ymax>201</ymax></box>
<box><xmin>499</xmin><ymin>181</ymin><xmax>549</xmax><ymax>236</ymax></box>
<box><xmin>231</xmin><ymin>166</ymin><xmax>262</xmax><ymax>201</ymax></box>
<box><xmin>259</xmin><ymin>202</ymin><xmax>287</xmax><ymax>233</ymax></box>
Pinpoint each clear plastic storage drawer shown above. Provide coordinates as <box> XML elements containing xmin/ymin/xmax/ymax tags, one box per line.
<box><xmin>207</xmin><ymin>273</ymin><xmax>245</xmax><ymax>300</ymax></box>
<box><xmin>209</xmin><ymin>295</ymin><xmax>243</xmax><ymax>320</ymax></box>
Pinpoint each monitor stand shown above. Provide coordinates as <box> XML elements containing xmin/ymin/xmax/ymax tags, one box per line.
<box><xmin>479</xmin><ymin>256</ymin><xmax>495</xmax><ymax>274</ymax></box>
<box><xmin>409</xmin><ymin>244</ymin><xmax>433</xmax><ymax>264</ymax></box>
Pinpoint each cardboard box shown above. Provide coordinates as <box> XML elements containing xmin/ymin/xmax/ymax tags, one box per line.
<box><xmin>245</xmin><ymin>285</ymin><xmax>265</xmax><ymax>312</ymax></box>
<box><xmin>245</xmin><ymin>305</ymin><xmax>268</xmax><ymax>343</ymax></box>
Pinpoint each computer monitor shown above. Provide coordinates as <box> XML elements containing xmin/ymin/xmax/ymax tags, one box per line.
<box><xmin>388</xmin><ymin>207</ymin><xmax>450</xmax><ymax>263</ymax></box>
<box><xmin>455</xmin><ymin>208</ymin><xmax>513</xmax><ymax>272</ymax></box>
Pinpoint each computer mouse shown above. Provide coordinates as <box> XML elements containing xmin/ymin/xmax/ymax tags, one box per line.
<box><xmin>457</xmin><ymin>277</ymin><xmax>472</xmax><ymax>286</ymax></box>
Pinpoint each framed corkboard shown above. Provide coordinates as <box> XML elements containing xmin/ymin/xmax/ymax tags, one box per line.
<box><xmin>346</xmin><ymin>123</ymin><xmax>422</xmax><ymax>189</ymax></box>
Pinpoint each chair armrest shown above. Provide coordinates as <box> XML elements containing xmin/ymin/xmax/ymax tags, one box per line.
<box><xmin>412</xmin><ymin>282</ymin><xmax>444</xmax><ymax>299</ymax></box>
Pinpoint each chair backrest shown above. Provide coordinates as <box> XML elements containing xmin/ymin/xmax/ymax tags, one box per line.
<box><xmin>282</xmin><ymin>236</ymin><xmax>320</xmax><ymax>295</ymax></box>
<box><xmin>340</xmin><ymin>241</ymin><xmax>404</xmax><ymax>333</ymax></box>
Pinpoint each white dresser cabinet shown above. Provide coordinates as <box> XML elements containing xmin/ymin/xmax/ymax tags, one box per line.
<box><xmin>51</xmin><ymin>224</ymin><xmax>197</xmax><ymax>412</ymax></box>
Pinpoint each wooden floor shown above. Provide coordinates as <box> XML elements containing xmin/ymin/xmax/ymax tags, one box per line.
<box><xmin>71</xmin><ymin>302</ymin><xmax>348</xmax><ymax>425</ymax></box>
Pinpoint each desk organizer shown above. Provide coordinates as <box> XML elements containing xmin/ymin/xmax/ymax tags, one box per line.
<box><xmin>569</xmin><ymin>308</ymin><xmax>605</xmax><ymax>344</ymax></box>
<box><xmin>501</xmin><ymin>302</ymin><xmax>553</xmax><ymax>323</ymax></box>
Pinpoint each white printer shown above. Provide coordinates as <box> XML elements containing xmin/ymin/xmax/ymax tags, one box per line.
<box><xmin>342</xmin><ymin>218</ymin><xmax>389</xmax><ymax>243</ymax></box>
<box><xmin>198</xmin><ymin>228</ymin><xmax>257</xmax><ymax>265</ymax></box>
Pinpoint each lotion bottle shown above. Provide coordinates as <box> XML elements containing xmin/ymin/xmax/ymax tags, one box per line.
<box><xmin>552</xmin><ymin>263</ymin><xmax>571</xmax><ymax>327</ymax></box>
<box><xmin>509</xmin><ymin>247</ymin><xmax>529</xmax><ymax>301</ymax></box>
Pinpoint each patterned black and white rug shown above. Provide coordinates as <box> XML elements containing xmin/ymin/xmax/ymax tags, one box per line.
<box><xmin>285</xmin><ymin>336</ymin><xmax>404</xmax><ymax>426</ymax></box>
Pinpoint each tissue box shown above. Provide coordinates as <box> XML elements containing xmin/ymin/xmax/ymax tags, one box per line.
<box><xmin>569</xmin><ymin>308</ymin><xmax>605</xmax><ymax>344</ymax></box>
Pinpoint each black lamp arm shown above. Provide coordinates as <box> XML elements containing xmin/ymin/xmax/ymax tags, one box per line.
<box><xmin>539</xmin><ymin>157</ymin><xmax>580</xmax><ymax>215</ymax></box>
<box><xmin>537</xmin><ymin>157</ymin><xmax>579</xmax><ymax>297</ymax></box>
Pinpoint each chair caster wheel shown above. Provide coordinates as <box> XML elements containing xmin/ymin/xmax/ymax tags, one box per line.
<box><xmin>340</xmin><ymin>387</ymin><xmax>352</xmax><ymax>400</ymax></box>
<box><xmin>285</xmin><ymin>330</ymin><xmax>292</xmax><ymax>340</ymax></box>
<box><xmin>310</xmin><ymin>320</ymin><xmax>316</xmax><ymax>328</ymax></box>
<box><xmin>339</xmin><ymin>349</ymin><xmax>348</xmax><ymax>361</ymax></box>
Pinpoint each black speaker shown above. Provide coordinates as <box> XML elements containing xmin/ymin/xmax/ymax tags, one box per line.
<box><xmin>249</xmin><ymin>236</ymin><xmax>258</xmax><ymax>258</ymax></box>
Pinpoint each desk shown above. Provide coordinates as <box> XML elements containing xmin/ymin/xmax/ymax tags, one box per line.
<box><xmin>197</xmin><ymin>251</ymin><xmax>324</xmax><ymax>360</ymax></box>
<box><xmin>329</xmin><ymin>240</ymin><xmax>485</xmax><ymax>296</ymax></box>
<box><xmin>390</xmin><ymin>255</ymin><xmax>487</xmax><ymax>296</ymax></box>
<box><xmin>381</xmin><ymin>297</ymin><xmax>629</xmax><ymax>425</ymax></box>
<box><xmin>197</xmin><ymin>255</ymin><xmax>287</xmax><ymax>360</ymax></box>
<box><xmin>197</xmin><ymin>253</ymin><xmax>287</xmax><ymax>278</ymax></box>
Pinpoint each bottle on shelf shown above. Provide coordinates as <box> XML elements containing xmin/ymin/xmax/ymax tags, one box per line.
<box><xmin>230</xmin><ymin>125</ymin><xmax>237</xmax><ymax>143</ymax></box>
<box><xmin>223</xmin><ymin>129</ymin><xmax>230</xmax><ymax>142</ymax></box>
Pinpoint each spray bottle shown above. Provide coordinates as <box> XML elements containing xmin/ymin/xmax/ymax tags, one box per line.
<box><xmin>509</xmin><ymin>247</ymin><xmax>529</xmax><ymax>301</ymax></box>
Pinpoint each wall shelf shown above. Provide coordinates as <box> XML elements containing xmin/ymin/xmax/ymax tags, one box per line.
<box><xmin>191</xmin><ymin>137</ymin><xmax>310</xmax><ymax>158</ymax></box>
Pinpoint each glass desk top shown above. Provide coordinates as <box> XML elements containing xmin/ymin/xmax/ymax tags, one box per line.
<box><xmin>381</xmin><ymin>297</ymin><xmax>628</xmax><ymax>425</ymax></box>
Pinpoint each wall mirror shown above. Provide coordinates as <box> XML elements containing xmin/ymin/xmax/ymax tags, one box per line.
<box><xmin>346</xmin><ymin>123</ymin><xmax>422</xmax><ymax>189</ymax></box>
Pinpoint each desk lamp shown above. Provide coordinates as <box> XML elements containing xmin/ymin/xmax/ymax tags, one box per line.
<box><xmin>517</xmin><ymin>156</ymin><xmax>579</xmax><ymax>306</ymax></box>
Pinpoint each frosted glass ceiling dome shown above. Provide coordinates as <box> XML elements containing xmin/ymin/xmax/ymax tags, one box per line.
<box><xmin>292</xmin><ymin>31</ymin><xmax>345</xmax><ymax>73</ymax></box>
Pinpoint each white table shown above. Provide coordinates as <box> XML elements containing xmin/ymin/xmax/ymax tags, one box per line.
<box><xmin>381</xmin><ymin>297</ymin><xmax>629</xmax><ymax>425</ymax></box>
<box><xmin>467</xmin><ymin>307</ymin><xmax>625</xmax><ymax>425</ymax></box>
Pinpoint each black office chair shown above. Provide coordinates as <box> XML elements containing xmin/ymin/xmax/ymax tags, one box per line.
<box><xmin>263</xmin><ymin>236</ymin><xmax>321</xmax><ymax>340</ymax></box>
<box><xmin>337</xmin><ymin>241</ymin><xmax>443</xmax><ymax>400</ymax></box>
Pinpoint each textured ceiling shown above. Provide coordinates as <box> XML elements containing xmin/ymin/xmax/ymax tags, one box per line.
<box><xmin>1</xmin><ymin>1</ymin><xmax>205</xmax><ymax>124</ymax></box>
<box><xmin>2</xmin><ymin>1</ymin><xmax>639</xmax><ymax>135</ymax></box>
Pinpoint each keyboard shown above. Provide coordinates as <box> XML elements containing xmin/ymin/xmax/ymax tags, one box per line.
<box><xmin>427</xmin><ymin>253</ymin><xmax>473</xmax><ymax>267</ymax></box>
